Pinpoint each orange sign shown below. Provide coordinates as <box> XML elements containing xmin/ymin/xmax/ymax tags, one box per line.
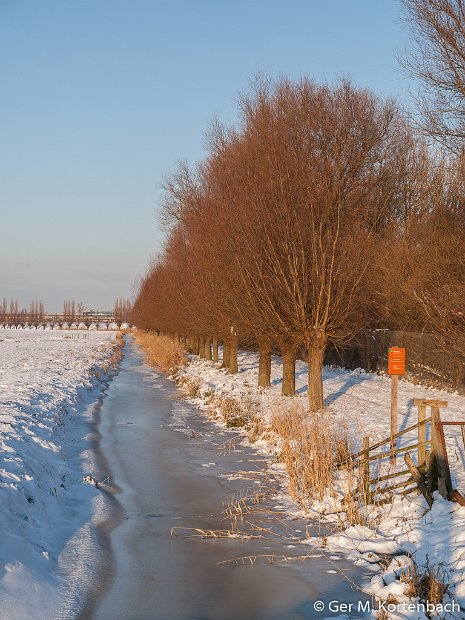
<box><xmin>388</xmin><ymin>347</ymin><xmax>406</xmax><ymax>375</ymax></box>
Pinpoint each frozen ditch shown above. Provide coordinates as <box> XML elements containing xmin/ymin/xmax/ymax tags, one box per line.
<box><xmin>89</xmin><ymin>338</ymin><xmax>370</xmax><ymax>620</ymax></box>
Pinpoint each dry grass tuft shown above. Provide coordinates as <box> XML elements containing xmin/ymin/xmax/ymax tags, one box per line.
<box><xmin>108</xmin><ymin>332</ymin><xmax>124</xmax><ymax>367</ymax></box>
<box><xmin>135</xmin><ymin>331</ymin><xmax>187</xmax><ymax>373</ymax></box>
<box><xmin>400</xmin><ymin>559</ymin><xmax>448</xmax><ymax>608</ymax></box>
<box><xmin>376</xmin><ymin>608</ymin><xmax>389</xmax><ymax>620</ymax></box>
<box><xmin>247</xmin><ymin>410</ymin><xmax>270</xmax><ymax>443</ymax></box>
<box><xmin>420</xmin><ymin>564</ymin><xmax>448</xmax><ymax>607</ymax></box>
<box><xmin>218</xmin><ymin>397</ymin><xmax>247</xmax><ymax>427</ymax></box>
<box><xmin>177</xmin><ymin>376</ymin><xmax>202</xmax><ymax>398</ymax></box>
<box><xmin>271</xmin><ymin>403</ymin><xmax>351</xmax><ymax>505</ymax></box>
<box><xmin>342</xmin><ymin>489</ymin><xmax>370</xmax><ymax>526</ymax></box>
<box><xmin>400</xmin><ymin>562</ymin><xmax>420</xmax><ymax>599</ymax></box>
<box><xmin>208</xmin><ymin>395</ymin><xmax>258</xmax><ymax>428</ymax></box>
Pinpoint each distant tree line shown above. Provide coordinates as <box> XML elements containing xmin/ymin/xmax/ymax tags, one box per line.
<box><xmin>129</xmin><ymin>0</ymin><xmax>465</xmax><ymax>410</ymax></box>
<box><xmin>0</xmin><ymin>298</ymin><xmax>45</xmax><ymax>324</ymax></box>
<box><xmin>114</xmin><ymin>298</ymin><xmax>132</xmax><ymax>324</ymax></box>
<box><xmin>1</xmin><ymin>298</ymin><xmax>132</xmax><ymax>325</ymax></box>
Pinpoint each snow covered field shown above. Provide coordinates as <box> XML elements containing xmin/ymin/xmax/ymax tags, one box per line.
<box><xmin>0</xmin><ymin>329</ymin><xmax>120</xmax><ymax>619</ymax></box>
<box><xmin>175</xmin><ymin>350</ymin><xmax>465</xmax><ymax>619</ymax></box>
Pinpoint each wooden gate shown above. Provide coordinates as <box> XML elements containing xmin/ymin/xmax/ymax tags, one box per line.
<box><xmin>337</xmin><ymin>400</ymin><xmax>465</xmax><ymax>508</ymax></box>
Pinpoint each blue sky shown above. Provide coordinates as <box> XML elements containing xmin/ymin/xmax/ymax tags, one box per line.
<box><xmin>0</xmin><ymin>0</ymin><xmax>411</xmax><ymax>312</ymax></box>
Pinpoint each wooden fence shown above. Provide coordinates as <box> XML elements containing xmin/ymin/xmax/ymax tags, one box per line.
<box><xmin>337</xmin><ymin>400</ymin><xmax>465</xmax><ymax>508</ymax></box>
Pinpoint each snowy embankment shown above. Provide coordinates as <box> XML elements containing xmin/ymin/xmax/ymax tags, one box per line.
<box><xmin>175</xmin><ymin>350</ymin><xmax>465</xmax><ymax>619</ymax></box>
<box><xmin>0</xmin><ymin>330</ymin><xmax>121</xmax><ymax>619</ymax></box>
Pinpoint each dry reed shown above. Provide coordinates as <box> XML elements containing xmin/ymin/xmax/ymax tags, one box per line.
<box><xmin>399</xmin><ymin>560</ymin><xmax>448</xmax><ymax>607</ymax></box>
<box><xmin>176</xmin><ymin>375</ymin><xmax>202</xmax><ymax>398</ymax></box>
<box><xmin>207</xmin><ymin>395</ymin><xmax>258</xmax><ymax>428</ymax></box>
<box><xmin>134</xmin><ymin>331</ymin><xmax>187</xmax><ymax>373</ymax></box>
<box><xmin>271</xmin><ymin>403</ymin><xmax>350</xmax><ymax>505</ymax></box>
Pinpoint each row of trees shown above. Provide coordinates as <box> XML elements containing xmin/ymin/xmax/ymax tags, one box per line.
<box><xmin>0</xmin><ymin>298</ymin><xmax>45</xmax><ymax>324</ymax></box>
<box><xmin>1</xmin><ymin>298</ymin><xmax>81</xmax><ymax>324</ymax></box>
<box><xmin>132</xmin><ymin>0</ymin><xmax>465</xmax><ymax>410</ymax></box>
<box><xmin>1</xmin><ymin>298</ymin><xmax>131</xmax><ymax>324</ymax></box>
<box><xmin>113</xmin><ymin>298</ymin><xmax>132</xmax><ymax>324</ymax></box>
<box><xmin>63</xmin><ymin>299</ymin><xmax>79</xmax><ymax>322</ymax></box>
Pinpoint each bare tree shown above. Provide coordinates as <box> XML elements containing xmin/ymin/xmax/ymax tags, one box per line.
<box><xmin>401</xmin><ymin>0</ymin><xmax>465</xmax><ymax>152</ymax></box>
<box><xmin>114</xmin><ymin>298</ymin><xmax>133</xmax><ymax>323</ymax></box>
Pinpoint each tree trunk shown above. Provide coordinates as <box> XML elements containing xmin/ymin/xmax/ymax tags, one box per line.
<box><xmin>229</xmin><ymin>333</ymin><xmax>238</xmax><ymax>374</ymax></box>
<box><xmin>205</xmin><ymin>337</ymin><xmax>212</xmax><ymax>360</ymax></box>
<box><xmin>191</xmin><ymin>335</ymin><xmax>199</xmax><ymax>355</ymax></box>
<box><xmin>308</xmin><ymin>340</ymin><xmax>325</xmax><ymax>412</ymax></box>
<box><xmin>222</xmin><ymin>340</ymin><xmax>230</xmax><ymax>369</ymax></box>
<box><xmin>182</xmin><ymin>335</ymin><xmax>187</xmax><ymax>349</ymax></box>
<box><xmin>258</xmin><ymin>339</ymin><xmax>272</xmax><ymax>387</ymax></box>
<box><xmin>212</xmin><ymin>337</ymin><xmax>219</xmax><ymax>362</ymax></box>
<box><xmin>199</xmin><ymin>336</ymin><xmax>206</xmax><ymax>359</ymax></box>
<box><xmin>281</xmin><ymin>347</ymin><xmax>296</xmax><ymax>396</ymax></box>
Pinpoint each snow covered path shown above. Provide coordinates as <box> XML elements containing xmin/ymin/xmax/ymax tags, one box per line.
<box><xmin>0</xmin><ymin>329</ymin><xmax>120</xmax><ymax>619</ymax></box>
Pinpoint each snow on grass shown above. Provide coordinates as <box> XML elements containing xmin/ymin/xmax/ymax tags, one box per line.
<box><xmin>0</xmin><ymin>329</ymin><xmax>120</xmax><ymax>619</ymax></box>
<box><xmin>174</xmin><ymin>349</ymin><xmax>465</xmax><ymax>618</ymax></box>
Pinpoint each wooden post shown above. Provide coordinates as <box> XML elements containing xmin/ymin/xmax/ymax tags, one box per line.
<box><xmin>414</xmin><ymin>398</ymin><xmax>448</xmax><ymax>497</ymax></box>
<box><xmin>388</xmin><ymin>347</ymin><xmax>405</xmax><ymax>466</ymax></box>
<box><xmin>229</xmin><ymin>329</ymin><xmax>238</xmax><ymax>374</ymax></box>
<box><xmin>404</xmin><ymin>452</ymin><xmax>432</xmax><ymax>507</ymax></box>
<box><xmin>417</xmin><ymin>402</ymin><xmax>427</xmax><ymax>470</ymax></box>
<box><xmin>390</xmin><ymin>374</ymin><xmax>399</xmax><ymax>465</ymax></box>
<box><xmin>451</xmin><ymin>490</ymin><xmax>465</xmax><ymax>506</ymax></box>
<box><xmin>361</xmin><ymin>436</ymin><xmax>370</xmax><ymax>505</ymax></box>
<box><xmin>425</xmin><ymin>449</ymin><xmax>430</xmax><ymax>474</ymax></box>
<box><xmin>431</xmin><ymin>406</ymin><xmax>452</xmax><ymax>499</ymax></box>
<box><xmin>429</xmin><ymin>416</ymin><xmax>438</xmax><ymax>497</ymax></box>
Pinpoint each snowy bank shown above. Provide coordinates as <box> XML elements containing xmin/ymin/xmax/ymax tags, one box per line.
<box><xmin>0</xmin><ymin>330</ymin><xmax>121</xmax><ymax>619</ymax></box>
<box><xmin>172</xmin><ymin>348</ymin><xmax>465</xmax><ymax>619</ymax></box>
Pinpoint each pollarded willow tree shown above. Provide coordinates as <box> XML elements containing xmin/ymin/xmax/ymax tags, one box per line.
<box><xmin>206</xmin><ymin>77</ymin><xmax>415</xmax><ymax>409</ymax></box>
<box><xmin>134</xmin><ymin>75</ymin><xmax>420</xmax><ymax>411</ymax></box>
